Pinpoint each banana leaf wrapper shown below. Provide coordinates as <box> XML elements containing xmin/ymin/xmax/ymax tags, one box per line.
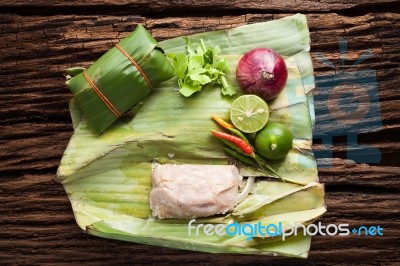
<box><xmin>66</xmin><ymin>24</ymin><xmax>175</xmax><ymax>134</ymax></box>
<box><xmin>58</xmin><ymin>14</ymin><xmax>325</xmax><ymax>258</ymax></box>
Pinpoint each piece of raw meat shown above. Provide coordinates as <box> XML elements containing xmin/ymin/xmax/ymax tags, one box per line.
<box><xmin>150</xmin><ymin>164</ymin><xmax>243</xmax><ymax>219</ymax></box>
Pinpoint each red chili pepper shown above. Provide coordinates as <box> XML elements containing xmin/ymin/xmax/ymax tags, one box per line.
<box><xmin>212</xmin><ymin>115</ymin><xmax>253</xmax><ymax>147</ymax></box>
<box><xmin>211</xmin><ymin>130</ymin><xmax>254</xmax><ymax>156</ymax></box>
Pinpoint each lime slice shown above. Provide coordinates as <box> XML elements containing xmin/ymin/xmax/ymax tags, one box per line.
<box><xmin>230</xmin><ymin>95</ymin><xmax>269</xmax><ymax>133</ymax></box>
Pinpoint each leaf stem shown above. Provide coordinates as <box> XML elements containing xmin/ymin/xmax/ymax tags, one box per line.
<box><xmin>220</xmin><ymin>76</ymin><xmax>233</xmax><ymax>94</ymax></box>
<box><xmin>200</xmin><ymin>39</ymin><xmax>207</xmax><ymax>52</ymax></box>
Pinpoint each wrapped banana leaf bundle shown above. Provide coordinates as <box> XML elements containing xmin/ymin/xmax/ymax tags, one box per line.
<box><xmin>66</xmin><ymin>24</ymin><xmax>175</xmax><ymax>134</ymax></box>
<box><xmin>58</xmin><ymin>14</ymin><xmax>325</xmax><ymax>258</ymax></box>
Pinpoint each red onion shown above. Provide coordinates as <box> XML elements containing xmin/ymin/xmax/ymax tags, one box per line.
<box><xmin>236</xmin><ymin>48</ymin><xmax>288</xmax><ymax>100</ymax></box>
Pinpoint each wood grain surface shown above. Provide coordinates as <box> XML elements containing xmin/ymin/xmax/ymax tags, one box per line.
<box><xmin>1</xmin><ymin>1</ymin><xmax>399</xmax><ymax>265</ymax></box>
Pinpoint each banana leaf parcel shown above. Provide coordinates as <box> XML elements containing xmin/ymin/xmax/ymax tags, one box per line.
<box><xmin>58</xmin><ymin>14</ymin><xmax>325</xmax><ymax>258</ymax></box>
<box><xmin>66</xmin><ymin>24</ymin><xmax>175</xmax><ymax>134</ymax></box>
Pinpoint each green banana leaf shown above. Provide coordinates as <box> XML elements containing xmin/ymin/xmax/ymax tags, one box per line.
<box><xmin>66</xmin><ymin>24</ymin><xmax>175</xmax><ymax>134</ymax></box>
<box><xmin>233</xmin><ymin>182</ymin><xmax>325</xmax><ymax>221</ymax></box>
<box><xmin>58</xmin><ymin>14</ymin><xmax>324</xmax><ymax>258</ymax></box>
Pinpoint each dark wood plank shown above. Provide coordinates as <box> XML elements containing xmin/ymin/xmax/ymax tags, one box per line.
<box><xmin>0</xmin><ymin>4</ymin><xmax>399</xmax><ymax>265</ymax></box>
<box><xmin>1</xmin><ymin>176</ymin><xmax>399</xmax><ymax>265</ymax></box>
<box><xmin>0</xmin><ymin>0</ymin><xmax>398</xmax><ymax>14</ymax></box>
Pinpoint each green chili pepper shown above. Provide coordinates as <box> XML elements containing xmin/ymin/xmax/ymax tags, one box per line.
<box><xmin>226</xmin><ymin>127</ymin><xmax>253</xmax><ymax>147</ymax></box>
<box><xmin>223</xmin><ymin>147</ymin><xmax>256</xmax><ymax>165</ymax></box>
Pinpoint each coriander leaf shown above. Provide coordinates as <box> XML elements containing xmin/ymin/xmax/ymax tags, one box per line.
<box><xmin>215</xmin><ymin>59</ymin><xmax>230</xmax><ymax>74</ymax></box>
<box><xmin>174</xmin><ymin>53</ymin><xmax>188</xmax><ymax>78</ymax></box>
<box><xmin>203</xmin><ymin>50</ymin><xmax>214</xmax><ymax>65</ymax></box>
<box><xmin>168</xmin><ymin>38</ymin><xmax>235</xmax><ymax>97</ymax></box>
<box><xmin>204</xmin><ymin>65</ymin><xmax>223</xmax><ymax>80</ymax></box>
<box><xmin>167</xmin><ymin>53</ymin><xmax>188</xmax><ymax>79</ymax></box>
<box><xmin>210</xmin><ymin>44</ymin><xmax>221</xmax><ymax>55</ymax></box>
<box><xmin>189</xmin><ymin>73</ymin><xmax>212</xmax><ymax>85</ymax></box>
<box><xmin>190</xmin><ymin>66</ymin><xmax>207</xmax><ymax>75</ymax></box>
<box><xmin>179</xmin><ymin>82</ymin><xmax>201</xmax><ymax>97</ymax></box>
<box><xmin>188</xmin><ymin>55</ymin><xmax>203</xmax><ymax>70</ymax></box>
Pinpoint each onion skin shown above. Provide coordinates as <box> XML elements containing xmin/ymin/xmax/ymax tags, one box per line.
<box><xmin>236</xmin><ymin>48</ymin><xmax>288</xmax><ymax>100</ymax></box>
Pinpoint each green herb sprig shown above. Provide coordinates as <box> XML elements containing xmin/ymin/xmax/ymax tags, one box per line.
<box><xmin>167</xmin><ymin>38</ymin><xmax>236</xmax><ymax>97</ymax></box>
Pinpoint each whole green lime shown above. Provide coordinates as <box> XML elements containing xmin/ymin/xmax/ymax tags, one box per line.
<box><xmin>255</xmin><ymin>122</ymin><xmax>293</xmax><ymax>160</ymax></box>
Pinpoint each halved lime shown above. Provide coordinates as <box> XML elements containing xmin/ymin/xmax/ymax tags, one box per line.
<box><xmin>230</xmin><ymin>95</ymin><xmax>269</xmax><ymax>133</ymax></box>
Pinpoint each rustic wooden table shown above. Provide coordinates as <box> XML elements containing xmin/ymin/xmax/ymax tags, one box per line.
<box><xmin>1</xmin><ymin>1</ymin><xmax>399</xmax><ymax>265</ymax></box>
